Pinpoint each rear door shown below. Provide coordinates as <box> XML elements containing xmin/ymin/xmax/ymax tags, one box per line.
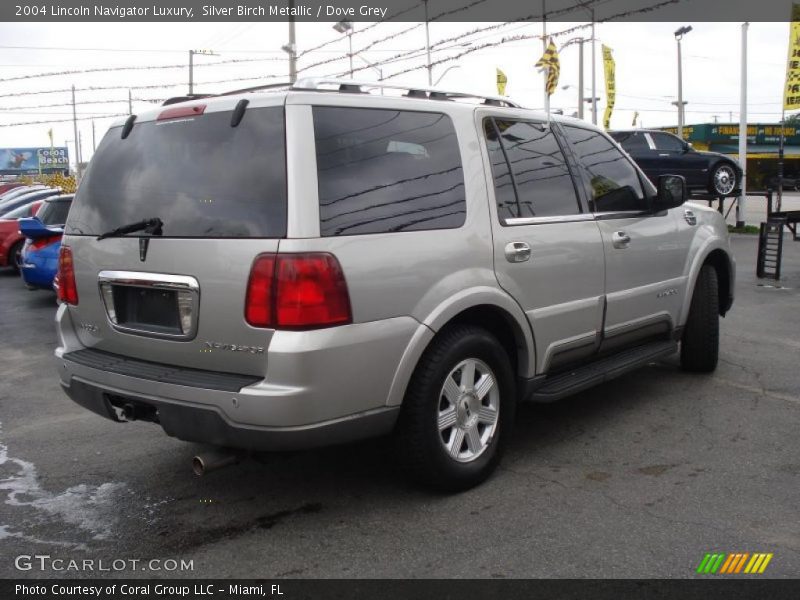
<box><xmin>62</xmin><ymin>97</ymin><xmax>288</xmax><ymax>377</ymax></box>
<box><xmin>561</xmin><ymin>125</ymin><xmax>685</xmax><ymax>350</ymax></box>
<box><xmin>479</xmin><ymin>113</ymin><xmax>605</xmax><ymax>374</ymax></box>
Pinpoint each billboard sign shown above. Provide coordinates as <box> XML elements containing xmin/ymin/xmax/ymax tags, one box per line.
<box><xmin>0</xmin><ymin>147</ymin><xmax>70</xmax><ymax>175</ymax></box>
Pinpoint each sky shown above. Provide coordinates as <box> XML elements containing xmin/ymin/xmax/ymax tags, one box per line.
<box><xmin>0</xmin><ymin>17</ymin><xmax>793</xmax><ymax>170</ymax></box>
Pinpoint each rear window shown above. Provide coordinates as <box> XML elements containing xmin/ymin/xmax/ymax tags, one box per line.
<box><xmin>2</xmin><ymin>202</ymin><xmax>35</xmax><ymax>219</ymax></box>
<box><xmin>313</xmin><ymin>106</ymin><xmax>466</xmax><ymax>237</ymax></box>
<box><xmin>610</xmin><ymin>131</ymin><xmax>650</xmax><ymax>151</ymax></box>
<box><xmin>37</xmin><ymin>199</ymin><xmax>72</xmax><ymax>226</ymax></box>
<box><xmin>67</xmin><ymin>106</ymin><xmax>287</xmax><ymax>238</ymax></box>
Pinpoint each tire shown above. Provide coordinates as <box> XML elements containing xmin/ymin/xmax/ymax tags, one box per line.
<box><xmin>9</xmin><ymin>240</ymin><xmax>24</xmax><ymax>273</ymax></box>
<box><xmin>709</xmin><ymin>162</ymin><xmax>738</xmax><ymax>196</ymax></box>
<box><xmin>681</xmin><ymin>265</ymin><xmax>719</xmax><ymax>373</ymax></box>
<box><xmin>393</xmin><ymin>324</ymin><xmax>516</xmax><ymax>492</ymax></box>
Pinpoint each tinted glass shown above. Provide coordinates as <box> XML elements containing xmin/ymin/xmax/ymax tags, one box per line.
<box><xmin>313</xmin><ymin>107</ymin><xmax>465</xmax><ymax>236</ymax></box>
<box><xmin>563</xmin><ymin>126</ymin><xmax>647</xmax><ymax>212</ymax></box>
<box><xmin>489</xmin><ymin>119</ymin><xmax>580</xmax><ymax>220</ymax></box>
<box><xmin>610</xmin><ymin>131</ymin><xmax>650</xmax><ymax>151</ymax></box>
<box><xmin>67</xmin><ymin>107</ymin><xmax>287</xmax><ymax>238</ymax></box>
<box><xmin>483</xmin><ymin>119</ymin><xmax>518</xmax><ymax>220</ymax></box>
<box><xmin>37</xmin><ymin>198</ymin><xmax>72</xmax><ymax>226</ymax></box>
<box><xmin>651</xmin><ymin>133</ymin><xmax>685</xmax><ymax>152</ymax></box>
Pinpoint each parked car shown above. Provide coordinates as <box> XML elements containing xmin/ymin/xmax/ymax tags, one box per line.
<box><xmin>0</xmin><ymin>200</ymin><xmax>44</xmax><ymax>270</ymax></box>
<box><xmin>609</xmin><ymin>129</ymin><xmax>742</xmax><ymax>196</ymax></box>
<box><xmin>0</xmin><ymin>184</ymin><xmax>46</xmax><ymax>203</ymax></box>
<box><xmin>0</xmin><ymin>182</ymin><xmax>25</xmax><ymax>195</ymax></box>
<box><xmin>53</xmin><ymin>81</ymin><xmax>734</xmax><ymax>491</ymax></box>
<box><xmin>0</xmin><ymin>188</ymin><xmax>61</xmax><ymax>217</ymax></box>
<box><xmin>18</xmin><ymin>194</ymin><xmax>73</xmax><ymax>290</ymax></box>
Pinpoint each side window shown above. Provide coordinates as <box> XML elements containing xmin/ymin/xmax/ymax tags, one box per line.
<box><xmin>563</xmin><ymin>126</ymin><xmax>647</xmax><ymax>213</ymax></box>
<box><xmin>484</xmin><ymin>118</ymin><xmax>581</xmax><ymax>222</ymax></box>
<box><xmin>611</xmin><ymin>131</ymin><xmax>650</xmax><ymax>151</ymax></box>
<box><xmin>313</xmin><ymin>107</ymin><xmax>466</xmax><ymax>236</ymax></box>
<box><xmin>651</xmin><ymin>133</ymin><xmax>685</xmax><ymax>152</ymax></box>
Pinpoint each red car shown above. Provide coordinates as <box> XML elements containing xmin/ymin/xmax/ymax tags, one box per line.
<box><xmin>0</xmin><ymin>200</ymin><xmax>43</xmax><ymax>270</ymax></box>
<box><xmin>0</xmin><ymin>182</ymin><xmax>25</xmax><ymax>195</ymax></box>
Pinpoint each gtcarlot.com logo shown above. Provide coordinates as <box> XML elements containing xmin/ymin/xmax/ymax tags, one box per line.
<box><xmin>14</xmin><ymin>554</ymin><xmax>194</xmax><ymax>572</ymax></box>
<box><xmin>696</xmin><ymin>552</ymin><xmax>773</xmax><ymax>575</ymax></box>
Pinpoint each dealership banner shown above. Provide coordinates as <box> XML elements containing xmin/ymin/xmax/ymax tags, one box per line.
<box><xmin>784</xmin><ymin>2</ymin><xmax>800</xmax><ymax>110</ymax></box>
<box><xmin>0</xmin><ymin>147</ymin><xmax>69</xmax><ymax>175</ymax></box>
<box><xmin>602</xmin><ymin>45</ymin><xmax>616</xmax><ymax>130</ymax></box>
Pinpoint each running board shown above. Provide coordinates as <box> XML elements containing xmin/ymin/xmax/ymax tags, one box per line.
<box><xmin>529</xmin><ymin>340</ymin><xmax>678</xmax><ymax>403</ymax></box>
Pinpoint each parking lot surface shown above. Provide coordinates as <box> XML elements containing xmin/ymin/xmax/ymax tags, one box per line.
<box><xmin>0</xmin><ymin>233</ymin><xmax>798</xmax><ymax>579</ymax></box>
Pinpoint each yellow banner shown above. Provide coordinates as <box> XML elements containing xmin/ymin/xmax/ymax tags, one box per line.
<box><xmin>602</xmin><ymin>45</ymin><xmax>615</xmax><ymax>129</ymax></box>
<box><xmin>496</xmin><ymin>68</ymin><xmax>507</xmax><ymax>96</ymax></box>
<box><xmin>535</xmin><ymin>38</ymin><xmax>560</xmax><ymax>96</ymax></box>
<box><xmin>783</xmin><ymin>3</ymin><xmax>800</xmax><ymax>110</ymax></box>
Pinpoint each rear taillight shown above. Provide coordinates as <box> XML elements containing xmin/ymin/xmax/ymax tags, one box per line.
<box><xmin>57</xmin><ymin>246</ymin><xmax>78</xmax><ymax>305</ymax></box>
<box><xmin>245</xmin><ymin>253</ymin><xmax>351</xmax><ymax>330</ymax></box>
<box><xmin>30</xmin><ymin>235</ymin><xmax>61</xmax><ymax>251</ymax></box>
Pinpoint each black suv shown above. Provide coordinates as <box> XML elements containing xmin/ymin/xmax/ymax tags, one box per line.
<box><xmin>609</xmin><ymin>129</ymin><xmax>742</xmax><ymax>196</ymax></box>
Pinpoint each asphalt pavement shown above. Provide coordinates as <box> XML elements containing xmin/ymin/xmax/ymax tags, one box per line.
<box><xmin>0</xmin><ymin>233</ymin><xmax>798</xmax><ymax>579</ymax></box>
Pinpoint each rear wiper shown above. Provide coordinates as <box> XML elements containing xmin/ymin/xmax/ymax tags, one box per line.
<box><xmin>96</xmin><ymin>217</ymin><xmax>163</xmax><ymax>241</ymax></box>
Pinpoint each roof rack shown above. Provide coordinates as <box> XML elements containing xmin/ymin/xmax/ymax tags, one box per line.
<box><xmin>292</xmin><ymin>77</ymin><xmax>522</xmax><ymax>108</ymax></box>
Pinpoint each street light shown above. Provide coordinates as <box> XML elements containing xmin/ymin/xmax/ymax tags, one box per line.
<box><xmin>356</xmin><ymin>55</ymin><xmax>384</xmax><ymax>94</ymax></box>
<box><xmin>333</xmin><ymin>20</ymin><xmax>354</xmax><ymax>78</ymax></box>
<box><xmin>433</xmin><ymin>65</ymin><xmax>462</xmax><ymax>86</ymax></box>
<box><xmin>189</xmin><ymin>49</ymin><xmax>219</xmax><ymax>95</ymax></box>
<box><xmin>674</xmin><ymin>25</ymin><xmax>693</xmax><ymax>138</ymax></box>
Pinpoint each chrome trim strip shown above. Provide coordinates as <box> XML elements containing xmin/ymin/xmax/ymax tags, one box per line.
<box><xmin>97</xmin><ymin>270</ymin><xmax>200</xmax><ymax>341</ymax></box>
<box><xmin>505</xmin><ymin>213</ymin><xmax>595</xmax><ymax>226</ymax></box>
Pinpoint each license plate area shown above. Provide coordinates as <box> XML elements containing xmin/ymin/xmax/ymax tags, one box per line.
<box><xmin>98</xmin><ymin>271</ymin><xmax>199</xmax><ymax>341</ymax></box>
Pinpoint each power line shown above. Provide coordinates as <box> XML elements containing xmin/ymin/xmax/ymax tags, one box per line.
<box><xmin>0</xmin><ymin>56</ymin><xmax>284</xmax><ymax>84</ymax></box>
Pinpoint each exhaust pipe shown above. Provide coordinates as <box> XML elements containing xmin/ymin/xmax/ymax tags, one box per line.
<box><xmin>192</xmin><ymin>449</ymin><xmax>243</xmax><ymax>476</ymax></box>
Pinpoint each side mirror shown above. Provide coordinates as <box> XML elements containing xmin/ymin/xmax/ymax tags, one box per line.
<box><xmin>18</xmin><ymin>217</ymin><xmax>52</xmax><ymax>239</ymax></box>
<box><xmin>654</xmin><ymin>175</ymin><xmax>687</xmax><ymax>211</ymax></box>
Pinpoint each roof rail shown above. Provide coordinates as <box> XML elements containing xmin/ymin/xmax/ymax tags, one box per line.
<box><xmin>292</xmin><ymin>77</ymin><xmax>521</xmax><ymax>108</ymax></box>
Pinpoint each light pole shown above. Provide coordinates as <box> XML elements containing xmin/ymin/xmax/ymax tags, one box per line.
<box><xmin>433</xmin><ymin>65</ymin><xmax>462</xmax><ymax>86</ymax></box>
<box><xmin>674</xmin><ymin>25</ymin><xmax>692</xmax><ymax>138</ymax></box>
<box><xmin>424</xmin><ymin>0</ymin><xmax>432</xmax><ymax>85</ymax></box>
<box><xmin>561</xmin><ymin>38</ymin><xmax>586</xmax><ymax>120</ymax></box>
<box><xmin>333</xmin><ymin>20</ymin><xmax>354</xmax><ymax>78</ymax></box>
<box><xmin>189</xmin><ymin>49</ymin><xmax>219</xmax><ymax>95</ymax></box>
<box><xmin>283</xmin><ymin>0</ymin><xmax>297</xmax><ymax>83</ymax></box>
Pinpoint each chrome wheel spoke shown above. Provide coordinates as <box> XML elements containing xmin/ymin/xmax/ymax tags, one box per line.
<box><xmin>460</xmin><ymin>360</ymin><xmax>476</xmax><ymax>390</ymax></box>
<box><xmin>442</xmin><ymin>376</ymin><xmax>461</xmax><ymax>404</ymax></box>
<box><xmin>474</xmin><ymin>373</ymin><xmax>495</xmax><ymax>400</ymax></box>
<box><xmin>478</xmin><ymin>404</ymin><xmax>498</xmax><ymax>425</ymax></box>
<box><xmin>465</xmin><ymin>424</ymin><xmax>483</xmax><ymax>454</ymax></box>
<box><xmin>448</xmin><ymin>428</ymin><xmax>465</xmax><ymax>458</ymax></box>
<box><xmin>438</xmin><ymin>407</ymin><xmax>457</xmax><ymax>431</ymax></box>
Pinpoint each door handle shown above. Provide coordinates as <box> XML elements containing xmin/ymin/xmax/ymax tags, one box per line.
<box><xmin>504</xmin><ymin>241</ymin><xmax>531</xmax><ymax>263</ymax></box>
<box><xmin>658</xmin><ymin>153</ymin><xmax>670</xmax><ymax>156</ymax></box>
<box><xmin>612</xmin><ymin>231</ymin><xmax>631</xmax><ymax>249</ymax></box>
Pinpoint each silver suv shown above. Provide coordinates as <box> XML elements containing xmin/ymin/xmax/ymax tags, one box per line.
<box><xmin>55</xmin><ymin>79</ymin><xmax>734</xmax><ymax>490</ymax></box>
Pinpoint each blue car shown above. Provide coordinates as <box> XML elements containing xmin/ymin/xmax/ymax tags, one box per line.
<box><xmin>18</xmin><ymin>195</ymin><xmax>73</xmax><ymax>291</ymax></box>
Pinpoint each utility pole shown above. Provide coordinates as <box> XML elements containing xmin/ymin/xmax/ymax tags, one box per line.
<box><xmin>674</xmin><ymin>26</ymin><xmax>692</xmax><ymax>137</ymax></box>
<box><xmin>71</xmin><ymin>84</ymin><xmax>81</xmax><ymax>179</ymax></box>
<box><xmin>128</xmin><ymin>89</ymin><xmax>132</xmax><ymax>115</ymax></box>
<box><xmin>424</xmin><ymin>0</ymin><xmax>432</xmax><ymax>85</ymax></box>
<box><xmin>288</xmin><ymin>0</ymin><xmax>297</xmax><ymax>83</ymax></box>
<box><xmin>188</xmin><ymin>49</ymin><xmax>219</xmax><ymax>94</ymax></box>
<box><xmin>737</xmin><ymin>22</ymin><xmax>749</xmax><ymax>227</ymax></box>
<box><xmin>92</xmin><ymin>120</ymin><xmax>96</xmax><ymax>152</ymax></box>
<box><xmin>578</xmin><ymin>39</ymin><xmax>585</xmax><ymax>120</ymax></box>
<box><xmin>542</xmin><ymin>0</ymin><xmax>548</xmax><ymax>112</ymax></box>
<box><xmin>590</xmin><ymin>9</ymin><xmax>597</xmax><ymax>125</ymax></box>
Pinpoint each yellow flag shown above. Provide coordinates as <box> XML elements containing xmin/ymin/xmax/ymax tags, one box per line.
<box><xmin>602</xmin><ymin>45</ymin><xmax>616</xmax><ymax>130</ymax></box>
<box><xmin>535</xmin><ymin>38</ymin><xmax>560</xmax><ymax>96</ymax></box>
<box><xmin>496</xmin><ymin>68</ymin><xmax>508</xmax><ymax>96</ymax></box>
<box><xmin>784</xmin><ymin>3</ymin><xmax>800</xmax><ymax>110</ymax></box>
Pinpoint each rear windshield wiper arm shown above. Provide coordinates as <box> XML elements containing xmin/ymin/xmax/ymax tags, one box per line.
<box><xmin>96</xmin><ymin>218</ymin><xmax>163</xmax><ymax>241</ymax></box>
